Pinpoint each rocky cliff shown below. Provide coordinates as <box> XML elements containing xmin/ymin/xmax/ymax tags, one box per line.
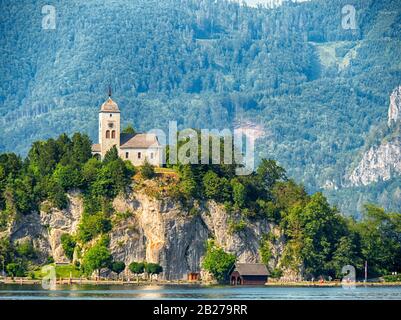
<box><xmin>349</xmin><ymin>137</ymin><xmax>401</xmax><ymax>186</ymax></box>
<box><xmin>8</xmin><ymin>190</ymin><xmax>287</xmax><ymax>280</ymax></box>
<box><xmin>349</xmin><ymin>87</ymin><xmax>401</xmax><ymax>187</ymax></box>
<box><xmin>8</xmin><ymin>192</ymin><xmax>83</xmax><ymax>264</ymax></box>
<box><xmin>388</xmin><ymin>86</ymin><xmax>401</xmax><ymax>126</ymax></box>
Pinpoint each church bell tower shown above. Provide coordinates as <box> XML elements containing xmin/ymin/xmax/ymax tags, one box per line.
<box><xmin>99</xmin><ymin>89</ymin><xmax>120</xmax><ymax>158</ymax></box>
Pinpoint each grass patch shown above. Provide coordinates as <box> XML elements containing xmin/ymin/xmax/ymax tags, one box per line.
<box><xmin>33</xmin><ymin>264</ymin><xmax>82</xmax><ymax>279</ymax></box>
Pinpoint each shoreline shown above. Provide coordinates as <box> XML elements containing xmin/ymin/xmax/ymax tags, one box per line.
<box><xmin>1</xmin><ymin>278</ymin><xmax>401</xmax><ymax>287</ymax></box>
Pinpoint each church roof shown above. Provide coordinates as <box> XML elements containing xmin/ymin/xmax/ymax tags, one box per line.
<box><xmin>100</xmin><ymin>97</ymin><xmax>120</xmax><ymax>113</ymax></box>
<box><xmin>120</xmin><ymin>133</ymin><xmax>161</xmax><ymax>149</ymax></box>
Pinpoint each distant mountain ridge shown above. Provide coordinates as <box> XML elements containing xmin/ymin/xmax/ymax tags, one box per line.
<box><xmin>0</xmin><ymin>0</ymin><xmax>400</xmax><ymax>215</ymax></box>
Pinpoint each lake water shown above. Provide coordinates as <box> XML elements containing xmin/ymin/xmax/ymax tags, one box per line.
<box><xmin>1</xmin><ymin>284</ymin><xmax>401</xmax><ymax>300</ymax></box>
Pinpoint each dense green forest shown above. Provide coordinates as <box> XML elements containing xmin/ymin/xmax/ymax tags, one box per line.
<box><xmin>0</xmin><ymin>132</ymin><xmax>400</xmax><ymax>280</ymax></box>
<box><xmin>0</xmin><ymin>0</ymin><xmax>400</xmax><ymax>216</ymax></box>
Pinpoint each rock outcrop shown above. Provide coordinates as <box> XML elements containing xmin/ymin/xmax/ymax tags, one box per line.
<box><xmin>349</xmin><ymin>86</ymin><xmax>401</xmax><ymax>186</ymax></box>
<box><xmin>8</xmin><ymin>190</ymin><xmax>287</xmax><ymax>280</ymax></box>
<box><xmin>349</xmin><ymin>137</ymin><xmax>401</xmax><ymax>186</ymax></box>
<box><xmin>111</xmin><ymin>193</ymin><xmax>281</xmax><ymax>280</ymax></box>
<box><xmin>9</xmin><ymin>192</ymin><xmax>83</xmax><ymax>263</ymax></box>
<box><xmin>388</xmin><ymin>86</ymin><xmax>401</xmax><ymax>126</ymax></box>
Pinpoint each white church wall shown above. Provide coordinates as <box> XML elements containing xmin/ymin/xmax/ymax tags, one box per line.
<box><xmin>119</xmin><ymin>147</ymin><xmax>162</xmax><ymax>166</ymax></box>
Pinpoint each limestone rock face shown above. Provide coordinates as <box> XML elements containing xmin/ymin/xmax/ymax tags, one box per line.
<box><xmin>9</xmin><ymin>212</ymin><xmax>50</xmax><ymax>263</ymax></box>
<box><xmin>8</xmin><ymin>190</ymin><xmax>286</xmax><ymax>280</ymax></box>
<box><xmin>349</xmin><ymin>87</ymin><xmax>401</xmax><ymax>187</ymax></box>
<box><xmin>201</xmin><ymin>202</ymin><xmax>271</xmax><ymax>263</ymax></box>
<box><xmin>388</xmin><ymin>86</ymin><xmax>401</xmax><ymax>126</ymax></box>
<box><xmin>349</xmin><ymin>137</ymin><xmax>401</xmax><ymax>186</ymax></box>
<box><xmin>110</xmin><ymin>194</ymin><xmax>281</xmax><ymax>280</ymax></box>
<box><xmin>40</xmin><ymin>192</ymin><xmax>83</xmax><ymax>263</ymax></box>
<box><xmin>9</xmin><ymin>192</ymin><xmax>84</xmax><ymax>264</ymax></box>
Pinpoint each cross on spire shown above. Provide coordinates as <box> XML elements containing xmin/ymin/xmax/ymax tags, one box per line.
<box><xmin>108</xmin><ymin>85</ymin><xmax>112</xmax><ymax>97</ymax></box>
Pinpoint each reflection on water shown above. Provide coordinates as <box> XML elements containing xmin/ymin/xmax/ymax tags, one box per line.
<box><xmin>1</xmin><ymin>284</ymin><xmax>401</xmax><ymax>300</ymax></box>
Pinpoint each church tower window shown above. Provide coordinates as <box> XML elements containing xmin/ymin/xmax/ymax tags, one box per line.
<box><xmin>111</xmin><ymin>130</ymin><xmax>116</xmax><ymax>139</ymax></box>
<box><xmin>106</xmin><ymin>130</ymin><xmax>110</xmax><ymax>139</ymax></box>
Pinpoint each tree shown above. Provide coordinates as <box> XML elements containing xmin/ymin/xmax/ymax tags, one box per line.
<box><xmin>6</xmin><ymin>261</ymin><xmax>26</xmax><ymax>277</ymax></box>
<box><xmin>231</xmin><ymin>178</ymin><xmax>246</xmax><ymax>208</ymax></box>
<box><xmin>129</xmin><ymin>261</ymin><xmax>145</xmax><ymax>282</ymax></box>
<box><xmin>60</xmin><ymin>234</ymin><xmax>76</xmax><ymax>261</ymax></box>
<box><xmin>140</xmin><ymin>159</ymin><xmax>156</xmax><ymax>179</ymax></box>
<box><xmin>330</xmin><ymin>235</ymin><xmax>362</xmax><ymax>278</ymax></box>
<box><xmin>82</xmin><ymin>158</ymin><xmax>101</xmax><ymax>186</ymax></box>
<box><xmin>259</xmin><ymin>236</ymin><xmax>272</xmax><ymax>266</ymax></box>
<box><xmin>47</xmin><ymin>179</ymin><xmax>68</xmax><ymax>209</ymax></box>
<box><xmin>356</xmin><ymin>205</ymin><xmax>401</xmax><ymax>277</ymax></box>
<box><xmin>202</xmin><ymin>240</ymin><xmax>236</xmax><ymax>283</ymax></box>
<box><xmin>52</xmin><ymin>164</ymin><xmax>82</xmax><ymax>190</ymax></box>
<box><xmin>15</xmin><ymin>240</ymin><xmax>36</xmax><ymax>260</ymax></box>
<box><xmin>111</xmin><ymin>261</ymin><xmax>126</xmax><ymax>276</ymax></box>
<box><xmin>0</xmin><ymin>153</ymin><xmax>22</xmax><ymax>180</ymax></box>
<box><xmin>145</xmin><ymin>262</ymin><xmax>163</xmax><ymax>280</ymax></box>
<box><xmin>82</xmin><ymin>244</ymin><xmax>112</xmax><ymax>277</ymax></box>
<box><xmin>4</xmin><ymin>177</ymin><xmax>37</xmax><ymax>215</ymax></box>
<box><xmin>77</xmin><ymin>212</ymin><xmax>112</xmax><ymax>243</ymax></box>
<box><xmin>0</xmin><ymin>237</ymin><xmax>14</xmax><ymax>268</ymax></box>
<box><xmin>203</xmin><ymin>171</ymin><xmax>231</xmax><ymax>202</ymax></box>
<box><xmin>27</xmin><ymin>139</ymin><xmax>60</xmax><ymax>177</ymax></box>
<box><xmin>122</xmin><ymin>125</ymin><xmax>136</xmax><ymax>134</ymax></box>
<box><xmin>272</xmin><ymin>180</ymin><xmax>309</xmax><ymax>212</ymax></box>
<box><xmin>91</xmin><ymin>158</ymin><xmax>134</xmax><ymax>198</ymax></box>
<box><xmin>256</xmin><ymin>159</ymin><xmax>286</xmax><ymax>194</ymax></box>
<box><xmin>103</xmin><ymin>146</ymin><xmax>119</xmax><ymax>164</ymax></box>
<box><xmin>203</xmin><ymin>171</ymin><xmax>220</xmax><ymax>199</ymax></box>
<box><xmin>178</xmin><ymin>165</ymin><xmax>197</xmax><ymax>199</ymax></box>
<box><xmin>283</xmin><ymin>193</ymin><xmax>347</xmax><ymax>278</ymax></box>
<box><xmin>70</xmin><ymin>133</ymin><xmax>92</xmax><ymax>165</ymax></box>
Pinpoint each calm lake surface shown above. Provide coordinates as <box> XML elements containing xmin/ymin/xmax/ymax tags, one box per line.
<box><xmin>1</xmin><ymin>284</ymin><xmax>401</xmax><ymax>300</ymax></box>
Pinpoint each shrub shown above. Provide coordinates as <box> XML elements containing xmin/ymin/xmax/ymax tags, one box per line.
<box><xmin>129</xmin><ymin>261</ymin><xmax>145</xmax><ymax>275</ymax></box>
<box><xmin>77</xmin><ymin>212</ymin><xmax>112</xmax><ymax>243</ymax></box>
<box><xmin>202</xmin><ymin>240</ymin><xmax>236</xmax><ymax>283</ymax></box>
<box><xmin>228</xmin><ymin>219</ymin><xmax>247</xmax><ymax>234</ymax></box>
<box><xmin>383</xmin><ymin>274</ymin><xmax>401</xmax><ymax>282</ymax></box>
<box><xmin>47</xmin><ymin>180</ymin><xmax>68</xmax><ymax>209</ymax></box>
<box><xmin>52</xmin><ymin>164</ymin><xmax>82</xmax><ymax>191</ymax></box>
<box><xmin>111</xmin><ymin>261</ymin><xmax>126</xmax><ymax>275</ymax></box>
<box><xmin>141</xmin><ymin>159</ymin><xmax>156</xmax><ymax>179</ymax></box>
<box><xmin>15</xmin><ymin>240</ymin><xmax>37</xmax><ymax>260</ymax></box>
<box><xmin>6</xmin><ymin>261</ymin><xmax>26</xmax><ymax>277</ymax></box>
<box><xmin>270</xmin><ymin>268</ymin><xmax>283</xmax><ymax>279</ymax></box>
<box><xmin>145</xmin><ymin>263</ymin><xmax>163</xmax><ymax>276</ymax></box>
<box><xmin>60</xmin><ymin>234</ymin><xmax>76</xmax><ymax>261</ymax></box>
<box><xmin>82</xmin><ymin>244</ymin><xmax>112</xmax><ymax>277</ymax></box>
<box><xmin>203</xmin><ymin>171</ymin><xmax>231</xmax><ymax>203</ymax></box>
<box><xmin>259</xmin><ymin>236</ymin><xmax>272</xmax><ymax>266</ymax></box>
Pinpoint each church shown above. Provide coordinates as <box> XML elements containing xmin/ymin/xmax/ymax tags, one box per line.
<box><xmin>91</xmin><ymin>95</ymin><xmax>164</xmax><ymax>166</ymax></box>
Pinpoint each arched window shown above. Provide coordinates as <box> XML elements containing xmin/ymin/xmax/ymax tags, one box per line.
<box><xmin>106</xmin><ymin>130</ymin><xmax>110</xmax><ymax>139</ymax></box>
<box><xmin>111</xmin><ymin>130</ymin><xmax>116</xmax><ymax>139</ymax></box>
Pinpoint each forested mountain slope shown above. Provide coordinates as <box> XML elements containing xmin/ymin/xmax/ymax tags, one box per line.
<box><xmin>0</xmin><ymin>0</ymin><xmax>400</xmax><ymax>215</ymax></box>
